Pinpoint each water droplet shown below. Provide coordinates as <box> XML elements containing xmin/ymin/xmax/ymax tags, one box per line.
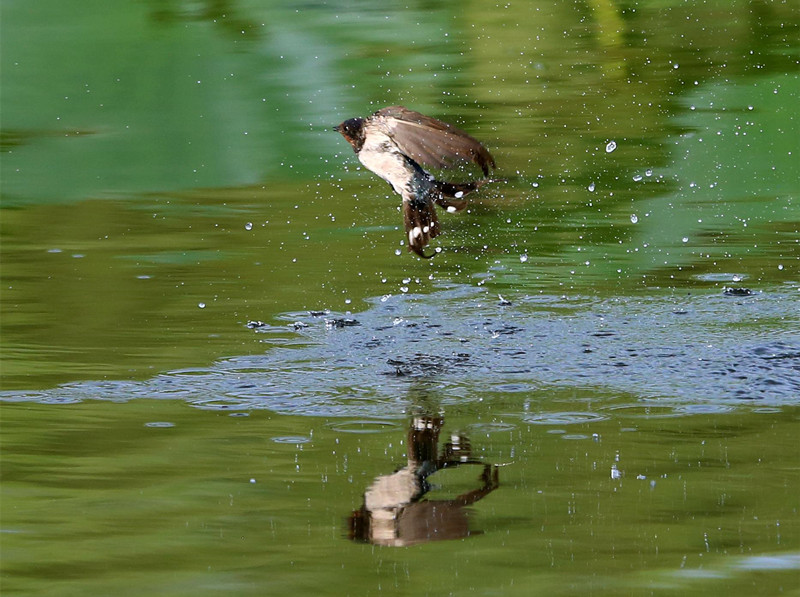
<box><xmin>520</xmin><ymin>254</ymin><xmax>529</xmax><ymax>263</ymax></box>
<box><xmin>632</xmin><ymin>174</ymin><xmax>643</xmax><ymax>182</ymax></box>
<box><xmin>588</xmin><ymin>182</ymin><xmax>596</xmax><ymax>192</ymax></box>
<box><xmin>682</xmin><ymin>237</ymin><xmax>689</xmax><ymax>243</ymax></box>
<box><xmin>198</xmin><ymin>302</ymin><xmax>206</xmax><ymax>308</ymax></box>
<box><xmin>630</xmin><ymin>214</ymin><xmax>639</xmax><ymax>224</ymax></box>
<box><xmin>245</xmin><ymin>222</ymin><xmax>253</xmax><ymax>230</ymax></box>
<box><xmin>645</xmin><ymin>169</ymin><xmax>653</xmax><ymax>177</ymax></box>
<box><xmin>605</xmin><ymin>140</ymin><xmax>617</xmax><ymax>153</ymax></box>
<box><xmin>778</xmin><ymin>264</ymin><xmax>784</xmax><ymax>270</ymax></box>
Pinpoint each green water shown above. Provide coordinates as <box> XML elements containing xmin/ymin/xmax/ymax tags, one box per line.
<box><xmin>1</xmin><ymin>0</ymin><xmax>799</xmax><ymax>595</ymax></box>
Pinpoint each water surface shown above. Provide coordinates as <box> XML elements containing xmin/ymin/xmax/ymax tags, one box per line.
<box><xmin>2</xmin><ymin>1</ymin><xmax>799</xmax><ymax>595</ymax></box>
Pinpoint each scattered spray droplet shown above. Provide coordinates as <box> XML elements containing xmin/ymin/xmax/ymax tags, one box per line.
<box><xmin>605</xmin><ymin>140</ymin><xmax>617</xmax><ymax>153</ymax></box>
<box><xmin>630</xmin><ymin>214</ymin><xmax>639</xmax><ymax>224</ymax></box>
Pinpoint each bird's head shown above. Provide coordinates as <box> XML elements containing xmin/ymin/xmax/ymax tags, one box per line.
<box><xmin>333</xmin><ymin>117</ymin><xmax>366</xmax><ymax>153</ymax></box>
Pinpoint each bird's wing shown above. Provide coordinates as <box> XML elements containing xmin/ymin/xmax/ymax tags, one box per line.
<box><xmin>375</xmin><ymin>106</ymin><xmax>495</xmax><ymax>176</ymax></box>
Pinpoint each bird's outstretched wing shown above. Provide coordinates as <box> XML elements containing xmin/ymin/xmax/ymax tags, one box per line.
<box><xmin>375</xmin><ymin>106</ymin><xmax>495</xmax><ymax>176</ymax></box>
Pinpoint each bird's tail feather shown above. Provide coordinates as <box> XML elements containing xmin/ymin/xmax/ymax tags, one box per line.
<box><xmin>403</xmin><ymin>197</ymin><xmax>440</xmax><ymax>258</ymax></box>
<box><xmin>405</xmin><ymin>178</ymin><xmax>503</xmax><ymax>258</ymax></box>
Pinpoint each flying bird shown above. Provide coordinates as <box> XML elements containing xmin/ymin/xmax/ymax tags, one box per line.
<box><xmin>334</xmin><ymin>106</ymin><xmax>498</xmax><ymax>258</ymax></box>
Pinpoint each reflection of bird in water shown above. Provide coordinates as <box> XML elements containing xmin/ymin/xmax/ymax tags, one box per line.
<box><xmin>348</xmin><ymin>415</ymin><xmax>499</xmax><ymax>547</ymax></box>
<box><xmin>334</xmin><ymin>106</ymin><xmax>499</xmax><ymax>258</ymax></box>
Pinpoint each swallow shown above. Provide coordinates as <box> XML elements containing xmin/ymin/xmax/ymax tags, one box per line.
<box><xmin>334</xmin><ymin>106</ymin><xmax>498</xmax><ymax>258</ymax></box>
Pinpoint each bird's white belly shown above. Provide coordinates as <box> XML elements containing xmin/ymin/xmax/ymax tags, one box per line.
<box><xmin>358</xmin><ymin>142</ymin><xmax>415</xmax><ymax>196</ymax></box>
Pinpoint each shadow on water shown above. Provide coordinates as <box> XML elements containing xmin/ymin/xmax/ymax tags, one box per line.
<box><xmin>349</xmin><ymin>386</ymin><xmax>500</xmax><ymax>547</ymax></box>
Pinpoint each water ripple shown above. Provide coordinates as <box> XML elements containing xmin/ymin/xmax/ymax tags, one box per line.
<box><xmin>2</xmin><ymin>286</ymin><xmax>798</xmax><ymax>418</ymax></box>
<box><xmin>522</xmin><ymin>412</ymin><xmax>608</xmax><ymax>425</ymax></box>
<box><xmin>327</xmin><ymin>420</ymin><xmax>402</xmax><ymax>434</ymax></box>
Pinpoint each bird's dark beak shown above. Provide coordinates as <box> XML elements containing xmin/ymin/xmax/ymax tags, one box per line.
<box><xmin>332</xmin><ymin>124</ymin><xmax>341</xmax><ymax>132</ymax></box>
